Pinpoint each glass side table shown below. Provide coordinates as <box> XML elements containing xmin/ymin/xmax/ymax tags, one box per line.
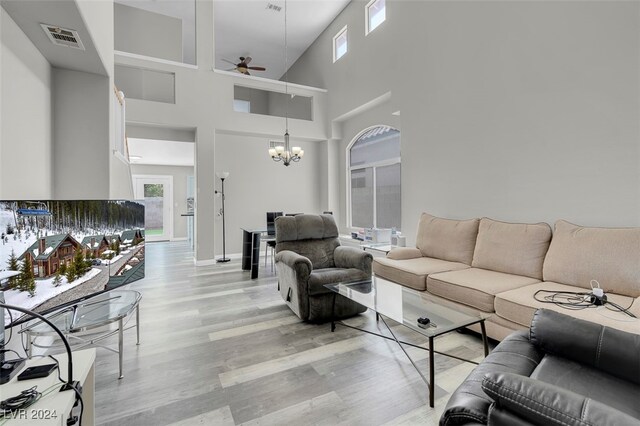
<box><xmin>21</xmin><ymin>290</ymin><xmax>141</xmax><ymax>379</ymax></box>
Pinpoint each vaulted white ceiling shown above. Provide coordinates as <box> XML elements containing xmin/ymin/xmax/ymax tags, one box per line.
<box><xmin>214</xmin><ymin>0</ymin><xmax>350</xmax><ymax>80</ymax></box>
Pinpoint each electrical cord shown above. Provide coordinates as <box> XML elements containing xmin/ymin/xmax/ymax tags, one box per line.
<box><xmin>48</xmin><ymin>355</ymin><xmax>84</xmax><ymax>426</ymax></box>
<box><xmin>533</xmin><ymin>289</ymin><xmax>637</xmax><ymax>318</ymax></box>
<box><xmin>0</xmin><ymin>385</ymin><xmax>41</xmax><ymax>419</ymax></box>
<box><xmin>0</xmin><ymin>349</ymin><xmax>21</xmax><ymax>359</ymax></box>
<box><xmin>533</xmin><ymin>290</ymin><xmax>593</xmax><ymax>309</ymax></box>
<box><xmin>603</xmin><ymin>299</ymin><xmax>637</xmax><ymax>318</ymax></box>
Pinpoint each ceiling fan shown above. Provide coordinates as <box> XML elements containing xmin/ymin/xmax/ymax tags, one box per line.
<box><xmin>222</xmin><ymin>56</ymin><xmax>266</xmax><ymax>75</ymax></box>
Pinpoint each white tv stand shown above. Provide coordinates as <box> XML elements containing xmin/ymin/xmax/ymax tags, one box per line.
<box><xmin>0</xmin><ymin>349</ymin><xmax>95</xmax><ymax>425</ymax></box>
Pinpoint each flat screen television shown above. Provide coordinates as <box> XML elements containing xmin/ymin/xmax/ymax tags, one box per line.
<box><xmin>0</xmin><ymin>291</ymin><xmax>4</xmax><ymax>363</ymax></box>
<box><xmin>1</xmin><ymin>200</ymin><xmax>145</xmax><ymax>336</ymax></box>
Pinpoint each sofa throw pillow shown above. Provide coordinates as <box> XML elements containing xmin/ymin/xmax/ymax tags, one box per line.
<box><xmin>472</xmin><ymin>218</ymin><xmax>552</xmax><ymax>279</ymax></box>
<box><xmin>415</xmin><ymin>213</ymin><xmax>479</xmax><ymax>265</ymax></box>
<box><xmin>542</xmin><ymin>220</ymin><xmax>640</xmax><ymax>298</ymax></box>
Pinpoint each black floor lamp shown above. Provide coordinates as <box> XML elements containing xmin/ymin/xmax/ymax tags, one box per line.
<box><xmin>215</xmin><ymin>171</ymin><xmax>230</xmax><ymax>263</ymax></box>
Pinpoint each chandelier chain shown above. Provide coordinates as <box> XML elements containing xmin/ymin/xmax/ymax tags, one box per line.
<box><xmin>284</xmin><ymin>0</ymin><xmax>289</xmax><ymax>133</ymax></box>
<box><xmin>268</xmin><ymin>0</ymin><xmax>303</xmax><ymax>166</ymax></box>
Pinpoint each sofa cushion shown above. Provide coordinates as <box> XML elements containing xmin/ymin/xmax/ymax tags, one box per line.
<box><xmin>543</xmin><ymin>220</ymin><xmax>640</xmax><ymax>297</ymax></box>
<box><xmin>472</xmin><ymin>218</ymin><xmax>551</xmax><ymax>279</ymax></box>
<box><xmin>427</xmin><ymin>268</ymin><xmax>540</xmax><ymax>312</ymax></box>
<box><xmin>373</xmin><ymin>257</ymin><xmax>469</xmax><ymax>291</ymax></box>
<box><xmin>307</xmin><ymin>268</ymin><xmax>370</xmax><ymax>296</ymax></box>
<box><xmin>276</xmin><ymin>239</ymin><xmax>340</xmax><ymax>270</ymax></box>
<box><xmin>415</xmin><ymin>213</ymin><xmax>479</xmax><ymax>265</ymax></box>
<box><xmin>494</xmin><ymin>281</ymin><xmax>640</xmax><ymax>334</ymax></box>
<box><xmin>275</xmin><ymin>214</ymin><xmax>338</xmax><ymax>242</ymax></box>
<box><xmin>386</xmin><ymin>247</ymin><xmax>422</xmax><ymax>260</ymax></box>
<box><xmin>530</xmin><ymin>355</ymin><xmax>640</xmax><ymax>420</ymax></box>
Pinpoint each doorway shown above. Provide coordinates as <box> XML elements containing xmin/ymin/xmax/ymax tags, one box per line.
<box><xmin>133</xmin><ymin>175</ymin><xmax>173</xmax><ymax>242</ymax></box>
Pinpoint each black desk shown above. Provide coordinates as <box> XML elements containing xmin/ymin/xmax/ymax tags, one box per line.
<box><xmin>241</xmin><ymin>228</ymin><xmax>265</xmax><ymax>279</ymax></box>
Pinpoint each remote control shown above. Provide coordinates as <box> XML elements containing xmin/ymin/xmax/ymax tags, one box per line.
<box><xmin>417</xmin><ymin>316</ymin><xmax>430</xmax><ymax>325</ymax></box>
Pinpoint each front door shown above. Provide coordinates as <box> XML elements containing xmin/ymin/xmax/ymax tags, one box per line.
<box><xmin>133</xmin><ymin>175</ymin><xmax>173</xmax><ymax>242</ymax></box>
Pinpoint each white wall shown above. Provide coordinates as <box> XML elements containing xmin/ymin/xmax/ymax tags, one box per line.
<box><xmin>0</xmin><ymin>6</ymin><xmax>52</xmax><ymax>199</ymax></box>
<box><xmin>287</xmin><ymin>1</ymin><xmax>640</xmax><ymax>245</ymax></box>
<box><xmin>52</xmin><ymin>68</ymin><xmax>110</xmax><ymax>199</ymax></box>
<box><xmin>76</xmin><ymin>0</ymin><xmax>114</xmax><ymax>77</ymax></box>
<box><xmin>116</xmin><ymin>0</ymin><xmax>329</xmax><ymax>263</ymax></box>
<box><xmin>114</xmin><ymin>3</ymin><xmax>183</xmax><ymax>62</ymax></box>
<box><xmin>130</xmin><ymin>164</ymin><xmax>193</xmax><ymax>239</ymax></box>
<box><xmin>213</xmin><ymin>133</ymin><xmax>323</xmax><ymax>255</ymax></box>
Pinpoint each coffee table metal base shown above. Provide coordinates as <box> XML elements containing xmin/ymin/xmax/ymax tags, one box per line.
<box><xmin>330</xmin><ymin>295</ymin><xmax>489</xmax><ymax>408</ymax></box>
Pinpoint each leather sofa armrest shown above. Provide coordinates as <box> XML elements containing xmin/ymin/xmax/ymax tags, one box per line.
<box><xmin>334</xmin><ymin>246</ymin><xmax>373</xmax><ymax>274</ymax></box>
<box><xmin>530</xmin><ymin>309</ymin><xmax>640</xmax><ymax>385</ymax></box>
<box><xmin>275</xmin><ymin>250</ymin><xmax>312</xmax><ymax>279</ymax></box>
<box><xmin>486</xmin><ymin>404</ymin><xmax>535</xmax><ymax>426</ymax></box>
<box><xmin>440</xmin><ymin>331</ymin><xmax>543</xmax><ymax>426</ymax></box>
<box><xmin>482</xmin><ymin>372</ymin><xmax>640</xmax><ymax>426</ymax></box>
<box><xmin>387</xmin><ymin>247</ymin><xmax>422</xmax><ymax>260</ymax></box>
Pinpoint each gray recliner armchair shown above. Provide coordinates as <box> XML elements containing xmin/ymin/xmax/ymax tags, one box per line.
<box><xmin>275</xmin><ymin>214</ymin><xmax>372</xmax><ymax>322</ymax></box>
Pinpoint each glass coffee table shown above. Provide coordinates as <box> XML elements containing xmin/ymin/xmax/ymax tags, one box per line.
<box><xmin>325</xmin><ymin>277</ymin><xmax>489</xmax><ymax>407</ymax></box>
<box><xmin>21</xmin><ymin>290</ymin><xmax>141</xmax><ymax>379</ymax></box>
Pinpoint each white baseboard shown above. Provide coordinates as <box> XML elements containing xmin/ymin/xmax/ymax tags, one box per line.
<box><xmin>194</xmin><ymin>252</ymin><xmax>242</xmax><ymax>266</ymax></box>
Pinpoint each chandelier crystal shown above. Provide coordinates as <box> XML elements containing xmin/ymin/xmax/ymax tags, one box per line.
<box><xmin>268</xmin><ymin>0</ymin><xmax>303</xmax><ymax>167</ymax></box>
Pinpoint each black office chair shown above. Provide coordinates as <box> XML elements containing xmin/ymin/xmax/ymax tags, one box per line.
<box><xmin>264</xmin><ymin>212</ymin><xmax>283</xmax><ymax>270</ymax></box>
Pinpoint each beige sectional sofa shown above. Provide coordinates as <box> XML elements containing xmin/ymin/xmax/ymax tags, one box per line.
<box><xmin>373</xmin><ymin>213</ymin><xmax>640</xmax><ymax>341</ymax></box>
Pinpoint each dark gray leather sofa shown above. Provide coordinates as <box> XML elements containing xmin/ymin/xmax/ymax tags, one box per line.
<box><xmin>441</xmin><ymin>309</ymin><xmax>640</xmax><ymax>426</ymax></box>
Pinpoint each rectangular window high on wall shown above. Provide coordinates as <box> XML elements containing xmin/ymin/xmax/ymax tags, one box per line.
<box><xmin>333</xmin><ymin>26</ymin><xmax>348</xmax><ymax>62</ymax></box>
<box><xmin>233</xmin><ymin>99</ymin><xmax>250</xmax><ymax>113</ymax></box>
<box><xmin>366</xmin><ymin>0</ymin><xmax>386</xmax><ymax>34</ymax></box>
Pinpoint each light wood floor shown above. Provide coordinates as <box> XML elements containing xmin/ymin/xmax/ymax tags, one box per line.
<box><xmin>93</xmin><ymin>242</ymin><xmax>486</xmax><ymax>426</ymax></box>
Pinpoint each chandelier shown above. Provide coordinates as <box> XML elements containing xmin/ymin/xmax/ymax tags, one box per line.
<box><xmin>268</xmin><ymin>0</ymin><xmax>303</xmax><ymax>167</ymax></box>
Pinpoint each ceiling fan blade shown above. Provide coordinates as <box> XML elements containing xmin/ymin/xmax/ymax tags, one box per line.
<box><xmin>248</xmin><ymin>66</ymin><xmax>266</xmax><ymax>71</ymax></box>
<box><xmin>245</xmin><ymin>71</ymin><xmax>251</xmax><ymax>76</ymax></box>
<box><xmin>221</xmin><ymin>58</ymin><xmax>237</xmax><ymax>65</ymax></box>
<box><xmin>244</xmin><ymin>56</ymin><xmax>252</xmax><ymax>64</ymax></box>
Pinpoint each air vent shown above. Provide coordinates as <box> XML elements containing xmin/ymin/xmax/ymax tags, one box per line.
<box><xmin>266</xmin><ymin>3</ymin><xmax>282</xmax><ymax>12</ymax></box>
<box><xmin>40</xmin><ymin>24</ymin><xmax>85</xmax><ymax>50</ymax></box>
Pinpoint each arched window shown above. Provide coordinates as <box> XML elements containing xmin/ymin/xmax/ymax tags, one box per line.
<box><xmin>348</xmin><ymin>126</ymin><xmax>401</xmax><ymax>230</ymax></box>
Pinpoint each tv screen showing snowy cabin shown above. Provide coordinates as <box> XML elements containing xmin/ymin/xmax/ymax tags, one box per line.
<box><xmin>1</xmin><ymin>200</ymin><xmax>145</xmax><ymax>326</ymax></box>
